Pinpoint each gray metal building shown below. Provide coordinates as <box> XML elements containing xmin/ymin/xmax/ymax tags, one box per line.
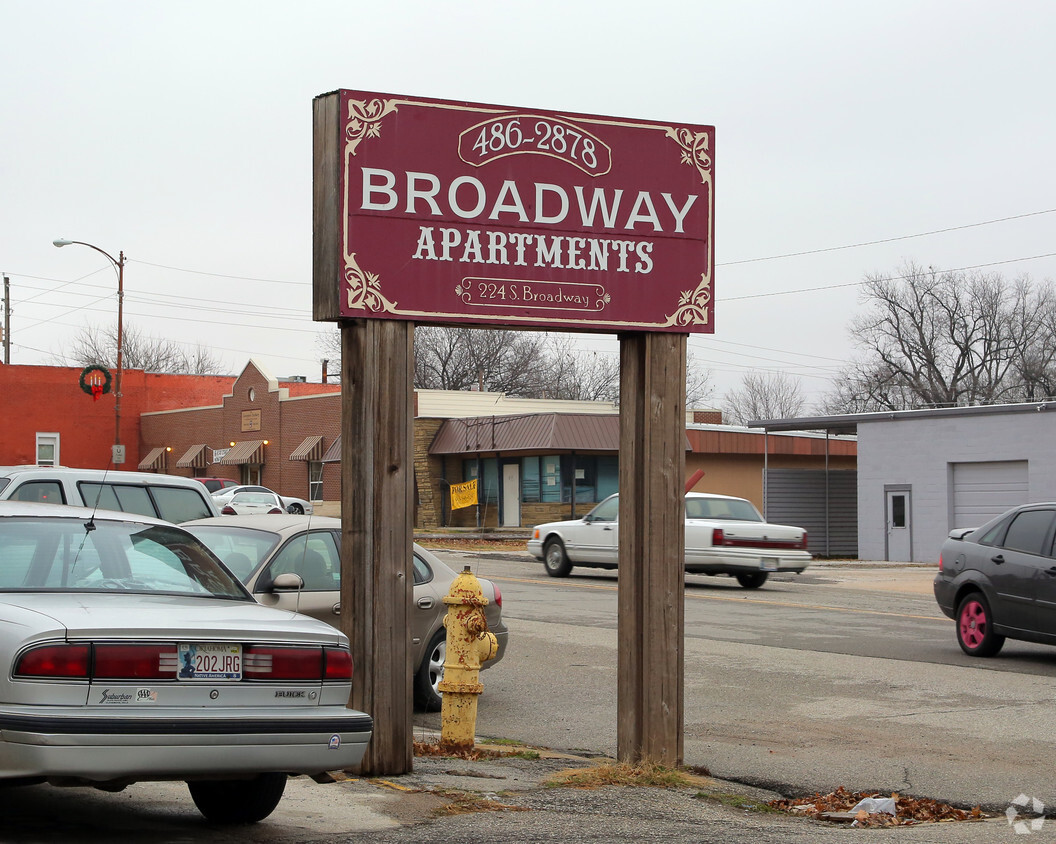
<box><xmin>752</xmin><ymin>402</ymin><xmax>1056</xmax><ymax>564</ymax></box>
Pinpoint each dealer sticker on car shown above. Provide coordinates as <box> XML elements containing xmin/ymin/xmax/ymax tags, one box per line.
<box><xmin>178</xmin><ymin>643</ymin><xmax>242</xmax><ymax>680</ymax></box>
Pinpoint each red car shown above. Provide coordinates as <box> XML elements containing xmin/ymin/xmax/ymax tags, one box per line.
<box><xmin>195</xmin><ymin>478</ymin><xmax>242</xmax><ymax>494</ymax></box>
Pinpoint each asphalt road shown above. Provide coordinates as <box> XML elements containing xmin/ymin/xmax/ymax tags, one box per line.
<box><xmin>4</xmin><ymin>554</ymin><xmax>1053</xmax><ymax>841</ymax></box>
<box><xmin>420</xmin><ymin>552</ymin><xmax>1056</xmax><ymax>813</ymax></box>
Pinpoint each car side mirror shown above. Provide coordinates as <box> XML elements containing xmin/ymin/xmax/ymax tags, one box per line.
<box><xmin>271</xmin><ymin>572</ymin><xmax>305</xmax><ymax>591</ymax></box>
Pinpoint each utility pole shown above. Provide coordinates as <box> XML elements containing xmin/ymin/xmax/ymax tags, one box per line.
<box><xmin>3</xmin><ymin>274</ymin><xmax>10</xmax><ymax>365</ymax></box>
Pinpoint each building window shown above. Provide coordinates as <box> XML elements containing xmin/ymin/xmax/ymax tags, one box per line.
<box><xmin>36</xmin><ymin>433</ymin><xmax>59</xmax><ymax>467</ymax></box>
<box><xmin>481</xmin><ymin>458</ymin><xmax>498</xmax><ymax>504</ymax></box>
<box><xmin>565</xmin><ymin>455</ymin><xmax>596</xmax><ymax>503</ymax></box>
<box><xmin>308</xmin><ymin>461</ymin><xmax>323</xmax><ymax>501</ymax></box>
<box><xmin>461</xmin><ymin>459</ymin><xmax>499</xmax><ymax>506</ymax></box>
<box><xmin>241</xmin><ymin>465</ymin><xmax>262</xmax><ymax>485</ymax></box>
<box><xmin>521</xmin><ymin>456</ymin><xmax>541</xmax><ymax>502</ymax></box>
<box><xmin>597</xmin><ymin>455</ymin><xmax>619</xmax><ymax>500</ymax></box>
<box><xmin>541</xmin><ymin>455</ymin><xmax>562</xmax><ymax>502</ymax></box>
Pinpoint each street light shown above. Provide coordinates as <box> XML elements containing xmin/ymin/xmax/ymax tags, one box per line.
<box><xmin>53</xmin><ymin>238</ymin><xmax>125</xmax><ymax>462</ymax></box>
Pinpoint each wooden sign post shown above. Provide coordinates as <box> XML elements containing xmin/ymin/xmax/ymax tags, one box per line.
<box><xmin>314</xmin><ymin>89</ymin><xmax>712</xmax><ymax>775</ymax></box>
<box><xmin>618</xmin><ymin>332</ymin><xmax>687</xmax><ymax>765</ymax></box>
<box><xmin>339</xmin><ymin>318</ymin><xmax>414</xmax><ymax>774</ymax></box>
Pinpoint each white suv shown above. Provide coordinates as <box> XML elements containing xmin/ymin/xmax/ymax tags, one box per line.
<box><xmin>0</xmin><ymin>466</ymin><xmax>219</xmax><ymax>523</ymax></box>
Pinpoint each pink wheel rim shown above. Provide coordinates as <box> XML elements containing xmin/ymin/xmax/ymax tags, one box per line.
<box><xmin>959</xmin><ymin>599</ymin><xmax>987</xmax><ymax>650</ymax></box>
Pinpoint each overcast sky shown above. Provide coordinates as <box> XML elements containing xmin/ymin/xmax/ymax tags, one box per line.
<box><xmin>3</xmin><ymin>1</ymin><xmax>1054</xmax><ymax>410</ymax></box>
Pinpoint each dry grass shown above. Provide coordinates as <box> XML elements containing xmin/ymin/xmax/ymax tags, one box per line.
<box><xmin>430</xmin><ymin>791</ymin><xmax>530</xmax><ymax>817</ymax></box>
<box><xmin>413</xmin><ymin>738</ymin><xmax>537</xmax><ymax>760</ymax></box>
<box><xmin>544</xmin><ymin>761</ymin><xmax>695</xmax><ymax>790</ymax></box>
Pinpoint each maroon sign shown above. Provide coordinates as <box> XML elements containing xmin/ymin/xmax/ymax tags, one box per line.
<box><xmin>333</xmin><ymin>90</ymin><xmax>714</xmax><ymax>333</ymax></box>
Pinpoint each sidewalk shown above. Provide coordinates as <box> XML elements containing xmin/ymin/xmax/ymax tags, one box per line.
<box><xmin>264</xmin><ymin>739</ymin><xmax>1010</xmax><ymax>843</ymax></box>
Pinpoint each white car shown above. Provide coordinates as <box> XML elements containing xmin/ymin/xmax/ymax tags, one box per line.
<box><xmin>528</xmin><ymin>492</ymin><xmax>811</xmax><ymax>588</ymax></box>
<box><xmin>0</xmin><ymin>501</ymin><xmax>371</xmax><ymax>823</ymax></box>
<box><xmin>210</xmin><ymin>485</ymin><xmax>313</xmax><ymax>515</ymax></box>
<box><xmin>219</xmin><ymin>490</ymin><xmax>287</xmax><ymax>515</ymax></box>
<box><xmin>0</xmin><ymin>466</ymin><xmax>219</xmax><ymax>522</ymax></box>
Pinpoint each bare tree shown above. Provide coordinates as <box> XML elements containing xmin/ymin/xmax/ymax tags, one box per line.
<box><xmin>723</xmin><ymin>371</ymin><xmax>806</xmax><ymax>425</ymax></box>
<box><xmin>320</xmin><ymin>325</ymin><xmax>712</xmax><ymax>405</ymax></box>
<box><xmin>413</xmin><ymin>326</ymin><xmax>549</xmax><ymax>394</ymax></box>
<box><xmin>59</xmin><ymin>322</ymin><xmax>225</xmax><ymax>375</ymax></box>
<box><xmin>685</xmin><ymin>351</ymin><xmax>714</xmax><ymax>409</ymax></box>
<box><xmin>534</xmin><ymin>335</ymin><xmax>620</xmax><ymax>401</ymax></box>
<box><xmin>824</xmin><ymin>262</ymin><xmax>1056</xmax><ymax>412</ymax></box>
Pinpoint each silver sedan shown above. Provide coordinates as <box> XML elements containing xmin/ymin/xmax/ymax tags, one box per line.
<box><xmin>183</xmin><ymin>514</ymin><xmax>508</xmax><ymax>710</ymax></box>
<box><xmin>0</xmin><ymin>501</ymin><xmax>372</xmax><ymax>824</ymax></box>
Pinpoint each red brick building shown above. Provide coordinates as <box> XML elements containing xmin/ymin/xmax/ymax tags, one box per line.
<box><xmin>0</xmin><ymin>363</ymin><xmax>239</xmax><ymax>469</ymax></box>
<box><xmin>1</xmin><ymin>359</ymin><xmax>857</xmax><ymax>552</ymax></box>
<box><xmin>139</xmin><ymin>361</ymin><xmax>341</xmax><ymax>503</ymax></box>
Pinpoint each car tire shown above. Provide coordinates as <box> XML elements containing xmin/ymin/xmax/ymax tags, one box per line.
<box><xmin>735</xmin><ymin>571</ymin><xmax>768</xmax><ymax>589</ymax></box>
<box><xmin>956</xmin><ymin>591</ymin><xmax>1005</xmax><ymax>657</ymax></box>
<box><xmin>543</xmin><ymin>538</ymin><xmax>573</xmax><ymax>577</ymax></box>
<box><xmin>286</xmin><ymin>503</ymin><xmax>304</xmax><ymax>515</ymax></box>
<box><xmin>414</xmin><ymin>629</ymin><xmax>446</xmax><ymax>712</ymax></box>
<box><xmin>187</xmin><ymin>772</ymin><xmax>287</xmax><ymax>824</ymax></box>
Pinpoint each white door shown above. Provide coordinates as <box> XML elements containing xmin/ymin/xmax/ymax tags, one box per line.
<box><xmin>502</xmin><ymin>463</ymin><xmax>520</xmax><ymax>527</ymax></box>
<box><xmin>885</xmin><ymin>488</ymin><xmax>912</xmax><ymax>562</ymax></box>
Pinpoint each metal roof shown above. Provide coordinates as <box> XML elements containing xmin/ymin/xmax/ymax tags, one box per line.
<box><xmin>430</xmin><ymin>413</ymin><xmax>619</xmax><ymax>454</ymax></box>
<box><xmin>430</xmin><ymin>413</ymin><xmax>693</xmax><ymax>455</ymax></box>
<box><xmin>749</xmin><ymin>400</ymin><xmax>1056</xmax><ymax>435</ymax></box>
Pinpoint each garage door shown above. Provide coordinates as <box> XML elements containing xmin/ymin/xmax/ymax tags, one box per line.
<box><xmin>951</xmin><ymin>461</ymin><xmax>1028</xmax><ymax>529</ymax></box>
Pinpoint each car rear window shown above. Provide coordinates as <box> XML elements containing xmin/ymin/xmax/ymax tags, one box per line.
<box><xmin>9</xmin><ymin>481</ymin><xmax>65</xmax><ymax>504</ymax></box>
<box><xmin>184</xmin><ymin>525</ymin><xmax>283</xmax><ymax>580</ymax></box>
<box><xmin>685</xmin><ymin>497</ymin><xmax>763</xmax><ymax>521</ymax></box>
<box><xmin>78</xmin><ymin>482</ymin><xmax>213</xmax><ymax>524</ymax></box>
<box><xmin>149</xmin><ymin>486</ymin><xmax>214</xmax><ymax>522</ymax></box>
<box><xmin>0</xmin><ymin>517</ymin><xmax>250</xmax><ymax>599</ymax></box>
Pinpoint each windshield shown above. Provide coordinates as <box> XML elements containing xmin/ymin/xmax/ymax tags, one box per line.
<box><xmin>684</xmin><ymin>496</ymin><xmax>764</xmax><ymax>522</ymax></box>
<box><xmin>0</xmin><ymin>516</ymin><xmax>252</xmax><ymax>599</ymax></box>
<box><xmin>182</xmin><ymin>525</ymin><xmax>282</xmax><ymax>581</ymax></box>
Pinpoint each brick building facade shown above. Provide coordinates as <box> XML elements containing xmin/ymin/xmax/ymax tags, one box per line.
<box><xmin>3</xmin><ymin>359</ymin><xmax>857</xmax><ymax>543</ymax></box>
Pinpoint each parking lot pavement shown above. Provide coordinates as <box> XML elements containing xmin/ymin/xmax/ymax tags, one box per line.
<box><xmin>321</xmin><ymin>748</ymin><xmax>1010</xmax><ymax>843</ymax></box>
<box><xmin>0</xmin><ymin>743</ymin><xmax>1014</xmax><ymax>843</ymax></box>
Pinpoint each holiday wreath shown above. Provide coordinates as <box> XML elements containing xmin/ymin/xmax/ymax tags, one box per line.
<box><xmin>79</xmin><ymin>365</ymin><xmax>112</xmax><ymax>400</ymax></box>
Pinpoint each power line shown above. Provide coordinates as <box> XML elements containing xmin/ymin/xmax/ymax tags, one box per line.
<box><xmin>718</xmin><ymin>208</ymin><xmax>1056</xmax><ymax>266</ymax></box>
<box><xmin>724</xmin><ymin>252</ymin><xmax>1056</xmax><ymax>301</ymax></box>
<box><xmin>129</xmin><ymin>259</ymin><xmax>306</xmax><ymax>286</ymax></box>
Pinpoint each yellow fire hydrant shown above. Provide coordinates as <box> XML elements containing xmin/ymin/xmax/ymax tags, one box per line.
<box><xmin>438</xmin><ymin>565</ymin><xmax>498</xmax><ymax>751</ymax></box>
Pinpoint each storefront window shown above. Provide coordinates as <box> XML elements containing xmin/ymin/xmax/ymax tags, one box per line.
<box><xmin>541</xmin><ymin>455</ymin><xmax>562</xmax><ymax>502</ymax></box>
<box><xmin>521</xmin><ymin>456</ymin><xmax>541</xmax><ymax>502</ymax></box>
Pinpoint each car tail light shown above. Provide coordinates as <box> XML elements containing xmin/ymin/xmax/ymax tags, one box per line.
<box><xmin>938</xmin><ymin>553</ymin><xmax>944</xmax><ymax>573</ymax></box>
<box><xmin>267</xmin><ymin>507</ymin><xmax>283</xmax><ymax>514</ymax></box>
<box><xmin>15</xmin><ymin>644</ymin><xmax>90</xmax><ymax>678</ymax></box>
<box><xmin>492</xmin><ymin>582</ymin><xmax>502</xmax><ymax>608</ymax></box>
<box><xmin>94</xmin><ymin>644</ymin><xmax>172</xmax><ymax>679</ymax></box>
<box><xmin>797</xmin><ymin>531</ymin><xmax>808</xmax><ymax>550</ymax></box>
<box><xmin>324</xmin><ymin>648</ymin><xmax>353</xmax><ymax>680</ymax></box>
<box><xmin>14</xmin><ymin>642</ymin><xmax>352</xmax><ymax>683</ymax></box>
<box><xmin>712</xmin><ymin>528</ymin><xmax>726</xmax><ymax>546</ymax></box>
<box><xmin>221</xmin><ymin>505</ymin><xmax>237</xmax><ymax>515</ymax></box>
<box><xmin>244</xmin><ymin>646</ymin><xmax>325</xmax><ymax>680</ymax></box>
